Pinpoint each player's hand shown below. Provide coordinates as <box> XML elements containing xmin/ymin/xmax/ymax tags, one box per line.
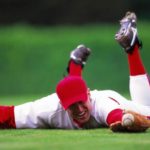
<box><xmin>70</xmin><ymin>44</ymin><xmax>91</xmax><ymax>65</ymax></box>
<box><xmin>110</xmin><ymin>110</ymin><xmax>150</xmax><ymax>132</ymax></box>
<box><xmin>122</xmin><ymin>110</ymin><xmax>150</xmax><ymax>132</ymax></box>
<box><xmin>110</xmin><ymin>121</ymin><xmax>126</xmax><ymax>132</ymax></box>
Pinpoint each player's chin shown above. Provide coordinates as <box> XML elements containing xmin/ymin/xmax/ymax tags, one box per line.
<box><xmin>75</xmin><ymin>113</ymin><xmax>90</xmax><ymax>124</ymax></box>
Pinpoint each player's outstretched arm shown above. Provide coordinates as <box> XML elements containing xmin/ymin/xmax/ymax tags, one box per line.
<box><xmin>110</xmin><ymin>110</ymin><xmax>150</xmax><ymax>132</ymax></box>
<box><xmin>67</xmin><ymin>45</ymin><xmax>91</xmax><ymax>76</ymax></box>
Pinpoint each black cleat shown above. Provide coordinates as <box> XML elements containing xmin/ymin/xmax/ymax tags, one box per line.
<box><xmin>115</xmin><ymin>12</ymin><xmax>142</xmax><ymax>53</ymax></box>
<box><xmin>70</xmin><ymin>44</ymin><xmax>91</xmax><ymax>65</ymax></box>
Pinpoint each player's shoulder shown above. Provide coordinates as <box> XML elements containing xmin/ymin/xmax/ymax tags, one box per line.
<box><xmin>34</xmin><ymin>93</ymin><xmax>63</xmax><ymax>111</ymax></box>
<box><xmin>90</xmin><ymin>89</ymin><xmax>120</xmax><ymax>99</ymax></box>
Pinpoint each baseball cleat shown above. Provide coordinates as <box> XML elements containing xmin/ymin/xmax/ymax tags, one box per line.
<box><xmin>70</xmin><ymin>44</ymin><xmax>91</xmax><ymax>65</ymax></box>
<box><xmin>115</xmin><ymin>11</ymin><xmax>142</xmax><ymax>53</ymax></box>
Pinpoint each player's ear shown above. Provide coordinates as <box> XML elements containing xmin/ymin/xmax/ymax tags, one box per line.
<box><xmin>87</xmin><ymin>88</ymin><xmax>91</xmax><ymax>96</ymax></box>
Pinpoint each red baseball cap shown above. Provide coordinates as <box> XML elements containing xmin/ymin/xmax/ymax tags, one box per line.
<box><xmin>56</xmin><ymin>76</ymin><xmax>88</xmax><ymax>110</ymax></box>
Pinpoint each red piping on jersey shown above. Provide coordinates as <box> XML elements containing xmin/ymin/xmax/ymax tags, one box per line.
<box><xmin>106</xmin><ymin>109</ymin><xmax>123</xmax><ymax>125</ymax></box>
<box><xmin>108</xmin><ymin>97</ymin><xmax>120</xmax><ymax>105</ymax></box>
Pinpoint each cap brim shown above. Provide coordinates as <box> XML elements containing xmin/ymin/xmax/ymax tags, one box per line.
<box><xmin>63</xmin><ymin>92</ymin><xmax>87</xmax><ymax>110</ymax></box>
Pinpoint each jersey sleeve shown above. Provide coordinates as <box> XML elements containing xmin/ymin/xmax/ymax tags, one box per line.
<box><xmin>92</xmin><ymin>90</ymin><xmax>124</xmax><ymax>126</ymax></box>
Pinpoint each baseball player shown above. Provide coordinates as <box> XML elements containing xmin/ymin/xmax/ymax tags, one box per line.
<box><xmin>1</xmin><ymin>12</ymin><xmax>150</xmax><ymax>132</ymax></box>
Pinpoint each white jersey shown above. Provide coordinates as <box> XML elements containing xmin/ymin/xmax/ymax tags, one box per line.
<box><xmin>15</xmin><ymin>93</ymin><xmax>80</xmax><ymax>129</ymax></box>
<box><xmin>14</xmin><ymin>74</ymin><xmax>150</xmax><ymax>129</ymax></box>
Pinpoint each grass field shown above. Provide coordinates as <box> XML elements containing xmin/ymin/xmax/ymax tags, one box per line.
<box><xmin>0</xmin><ymin>96</ymin><xmax>150</xmax><ymax>150</ymax></box>
<box><xmin>1</xmin><ymin>128</ymin><xmax>150</xmax><ymax>150</ymax></box>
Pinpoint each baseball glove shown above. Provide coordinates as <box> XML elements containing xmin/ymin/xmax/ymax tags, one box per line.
<box><xmin>110</xmin><ymin>110</ymin><xmax>150</xmax><ymax>132</ymax></box>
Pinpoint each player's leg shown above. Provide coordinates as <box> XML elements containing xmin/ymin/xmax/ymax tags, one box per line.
<box><xmin>115</xmin><ymin>12</ymin><xmax>150</xmax><ymax>105</ymax></box>
<box><xmin>14</xmin><ymin>94</ymin><xmax>59</xmax><ymax>129</ymax></box>
<box><xmin>128</xmin><ymin>45</ymin><xmax>150</xmax><ymax>105</ymax></box>
<box><xmin>67</xmin><ymin>45</ymin><xmax>91</xmax><ymax>76</ymax></box>
<box><xmin>0</xmin><ymin>105</ymin><xmax>16</xmax><ymax>129</ymax></box>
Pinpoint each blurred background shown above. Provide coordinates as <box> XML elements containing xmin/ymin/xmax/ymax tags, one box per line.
<box><xmin>0</xmin><ymin>0</ymin><xmax>150</xmax><ymax>99</ymax></box>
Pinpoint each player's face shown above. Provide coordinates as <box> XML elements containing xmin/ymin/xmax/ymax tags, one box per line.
<box><xmin>67</xmin><ymin>96</ymin><xmax>92</xmax><ymax>124</ymax></box>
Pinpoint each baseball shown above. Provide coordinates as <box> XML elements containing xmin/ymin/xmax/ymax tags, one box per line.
<box><xmin>122</xmin><ymin>113</ymin><xmax>134</xmax><ymax>127</ymax></box>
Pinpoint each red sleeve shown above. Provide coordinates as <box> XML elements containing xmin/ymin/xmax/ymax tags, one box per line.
<box><xmin>106</xmin><ymin>109</ymin><xmax>123</xmax><ymax>125</ymax></box>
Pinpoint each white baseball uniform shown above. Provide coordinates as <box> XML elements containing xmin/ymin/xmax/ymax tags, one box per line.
<box><xmin>14</xmin><ymin>74</ymin><xmax>150</xmax><ymax>129</ymax></box>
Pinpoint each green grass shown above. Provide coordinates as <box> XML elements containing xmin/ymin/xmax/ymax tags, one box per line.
<box><xmin>0</xmin><ymin>128</ymin><xmax>150</xmax><ymax>150</ymax></box>
<box><xmin>0</xmin><ymin>96</ymin><xmax>150</xmax><ymax>150</ymax></box>
<box><xmin>0</xmin><ymin>95</ymin><xmax>45</xmax><ymax>105</ymax></box>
